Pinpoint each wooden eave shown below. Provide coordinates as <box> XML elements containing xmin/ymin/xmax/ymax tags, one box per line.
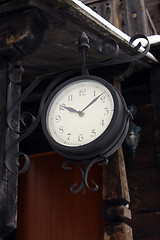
<box><xmin>0</xmin><ymin>0</ymin><xmax>158</xmax><ymax>80</ymax></box>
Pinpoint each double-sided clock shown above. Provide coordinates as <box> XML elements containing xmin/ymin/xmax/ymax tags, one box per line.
<box><xmin>42</xmin><ymin>75</ymin><xmax>130</xmax><ymax>160</ymax></box>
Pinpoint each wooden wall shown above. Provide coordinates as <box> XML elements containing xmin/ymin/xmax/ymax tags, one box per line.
<box><xmin>122</xmin><ymin>70</ymin><xmax>160</xmax><ymax>240</ymax></box>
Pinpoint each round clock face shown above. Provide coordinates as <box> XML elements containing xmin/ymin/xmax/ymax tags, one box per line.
<box><xmin>46</xmin><ymin>79</ymin><xmax>114</xmax><ymax>147</ymax></box>
<box><xmin>42</xmin><ymin>75</ymin><xmax>129</xmax><ymax>160</ymax></box>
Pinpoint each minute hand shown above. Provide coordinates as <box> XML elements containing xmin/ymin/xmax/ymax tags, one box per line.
<box><xmin>81</xmin><ymin>91</ymin><xmax>106</xmax><ymax>112</ymax></box>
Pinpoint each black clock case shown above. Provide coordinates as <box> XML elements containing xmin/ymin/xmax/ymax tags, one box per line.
<box><xmin>42</xmin><ymin>75</ymin><xmax>130</xmax><ymax>161</ymax></box>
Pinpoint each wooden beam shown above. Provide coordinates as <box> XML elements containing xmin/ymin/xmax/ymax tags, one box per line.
<box><xmin>0</xmin><ymin>60</ymin><xmax>9</xmax><ymax>238</ymax></box>
<box><xmin>120</xmin><ymin>0</ymin><xmax>150</xmax><ymax>36</ymax></box>
<box><xmin>102</xmin><ymin>70</ymin><xmax>132</xmax><ymax>239</ymax></box>
<box><xmin>0</xmin><ymin>8</ymin><xmax>48</xmax><ymax>65</ymax></box>
<box><xmin>103</xmin><ymin>205</ymin><xmax>131</xmax><ymax>223</ymax></box>
<box><xmin>0</xmin><ymin>62</ymin><xmax>22</xmax><ymax>238</ymax></box>
<box><xmin>104</xmin><ymin>223</ymin><xmax>133</xmax><ymax>240</ymax></box>
<box><xmin>0</xmin><ymin>0</ymin><xmax>157</xmax><ymax>77</ymax></box>
<box><xmin>103</xmin><ymin>148</ymin><xmax>130</xmax><ymax>205</ymax></box>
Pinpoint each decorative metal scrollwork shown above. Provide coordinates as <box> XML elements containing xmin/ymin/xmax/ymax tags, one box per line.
<box><xmin>90</xmin><ymin>34</ymin><xmax>150</xmax><ymax>69</ymax></box>
<box><xmin>62</xmin><ymin>157</ymin><xmax>109</xmax><ymax>194</ymax></box>
<box><xmin>5</xmin><ymin>32</ymin><xmax>150</xmax><ymax>193</ymax></box>
<box><xmin>5</xmin><ymin>67</ymin><xmax>78</xmax><ymax>174</ymax></box>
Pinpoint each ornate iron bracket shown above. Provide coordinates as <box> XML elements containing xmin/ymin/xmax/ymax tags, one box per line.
<box><xmin>5</xmin><ymin>33</ymin><xmax>150</xmax><ymax>193</ymax></box>
<box><xmin>78</xmin><ymin>32</ymin><xmax>150</xmax><ymax>71</ymax></box>
<box><xmin>62</xmin><ymin>157</ymin><xmax>108</xmax><ymax>194</ymax></box>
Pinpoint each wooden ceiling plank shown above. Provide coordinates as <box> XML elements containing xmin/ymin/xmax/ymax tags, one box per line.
<box><xmin>0</xmin><ymin>0</ymin><xmax>158</xmax><ymax>78</ymax></box>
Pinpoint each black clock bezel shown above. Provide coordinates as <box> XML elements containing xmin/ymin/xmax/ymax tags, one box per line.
<box><xmin>42</xmin><ymin>75</ymin><xmax>129</xmax><ymax>161</ymax></box>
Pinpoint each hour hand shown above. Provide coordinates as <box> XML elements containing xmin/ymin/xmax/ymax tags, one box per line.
<box><xmin>64</xmin><ymin>106</ymin><xmax>80</xmax><ymax>114</ymax></box>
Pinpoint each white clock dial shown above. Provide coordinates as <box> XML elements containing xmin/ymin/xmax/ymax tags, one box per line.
<box><xmin>46</xmin><ymin>79</ymin><xmax>114</xmax><ymax>147</ymax></box>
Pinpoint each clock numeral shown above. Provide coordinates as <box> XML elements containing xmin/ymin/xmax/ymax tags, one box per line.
<box><xmin>104</xmin><ymin>107</ymin><xmax>109</xmax><ymax>115</ymax></box>
<box><xmin>94</xmin><ymin>90</ymin><xmax>96</xmax><ymax>97</ymax></box>
<box><xmin>59</xmin><ymin>103</ymin><xmax>65</xmax><ymax>110</ymax></box>
<box><xmin>91</xmin><ymin>129</ymin><xmax>96</xmax><ymax>137</ymax></box>
<box><xmin>55</xmin><ymin>115</ymin><xmax>61</xmax><ymax>122</ymax></box>
<box><xmin>68</xmin><ymin>94</ymin><xmax>73</xmax><ymax>101</ymax></box>
<box><xmin>100</xmin><ymin>95</ymin><xmax>106</xmax><ymax>103</ymax></box>
<box><xmin>67</xmin><ymin>133</ymin><xmax>71</xmax><ymax>140</ymax></box>
<box><xmin>100</xmin><ymin>120</ymin><xmax>105</xmax><ymax>126</ymax></box>
<box><xmin>79</xmin><ymin>89</ymin><xmax>86</xmax><ymax>96</ymax></box>
<box><xmin>78</xmin><ymin>134</ymin><xmax>83</xmax><ymax>142</ymax></box>
<box><xmin>59</xmin><ymin>126</ymin><xmax>64</xmax><ymax>133</ymax></box>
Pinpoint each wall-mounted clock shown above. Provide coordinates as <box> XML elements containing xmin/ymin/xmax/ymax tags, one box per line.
<box><xmin>42</xmin><ymin>75</ymin><xmax>130</xmax><ymax>161</ymax></box>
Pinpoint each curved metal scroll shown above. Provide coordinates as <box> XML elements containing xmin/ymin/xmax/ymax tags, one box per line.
<box><xmin>98</xmin><ymin>38</ymin><xmax>119</xmax><ymax>61</ymax></box>
<box><xmin>62</xmin><ymin>157</ymin><xmax>109</xmax><ymax>194</ymax></box>
<box><xmin>5</xmin><ymin>68</ymin><xmax>78</xmax><ymax>174</ymax></box>
<box><xmin>88</xmin><ymin>34</ymin><xmax>150</xmax><ymax>70</ymax></box>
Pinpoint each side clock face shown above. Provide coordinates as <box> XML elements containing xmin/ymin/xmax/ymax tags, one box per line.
<box><xmin>42</xmin><ymin>75</ymin><xmax>129</xmax><ymax>160</ymax></box>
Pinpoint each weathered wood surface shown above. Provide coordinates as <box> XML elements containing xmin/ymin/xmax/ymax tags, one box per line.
<box><xmin>102</xmin><ymin>76</ymin><xmax>132</xmax><ymax>239</ymax></box>
<box><xmin>0</xmin><ymin>8</ymin><xmax>48</xmax><ymax>68</ymax></box>
<box><xmin>103</xmin><ymin>205</ymin><xmax>131</xmax><ymax>223</ymax></box>
<box><xmin>121</xmin><ymin>0</ymin><xmax>150</xmax><ymax>36</ymax></box>
<box><xmin>131</xmin><ymin>212</ymin><xmax>160</xmax><ymax>237</ymax></box>
<box><xmin>0</xmin><ymin>0</ymin><xmax>158</xmax><ymax>80</ymax></box>
<box><xmin>146</xmin><ymin>0</ymin><xmax>160</xmax><ymax>34</ymax></box>
<box><xmin>103</xmin><ymin>148</ymin><xmax>130</xmax><ymax>205</ymax></box>
<box><xmin>125</xmin><ymin>145</ymin><xmax>157</xmax><ymax>169</ymax></box>
<box><xmin>85</xmin><ymin>0</ymin><xmax>149</xmax><ymax>36</ymax></box>
<box><xmin>0</xmin><ymin>63</ymin><xmax>22</xmax><ymax>238</ymax></box>
<box><xmin>104</xmin><ymin>223</ymin><xmax>133</xmax><ymax>240</ymax></box>
<box><xmin>129</xmin><ymin>188</ymin><xmax>160</xmax><ymax>213</ymax></box>
<box><xmin>100</xmin><ymin>6</ymin><xmax>132</xmax><ymax>235</ymax></box>
<box><xmin>122</xmin><ymin>70</ymin><xmax>160</xmax><ymax>240</ymax></box>
<box><xmin>0</xmin><ymin>61</ymin><xmax>9</xmax><ymax>237</ymax></box>
<box><xmin>127</xmin><ymin>167</ymin><xmax>160</xmax><ymax>189</ymax></box>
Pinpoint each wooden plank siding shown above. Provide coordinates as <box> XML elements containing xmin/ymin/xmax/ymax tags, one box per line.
<box><xmin>82</xmin><ymin>0</ymin><xmax>150</xmax><ymax>36</ymax></box>
<box><xmin>146</xmin><ymin>0</ymin><xmax>160</xmax><ymax>34</ymax></box>
<box><xmin>122</xmin><ymin>70</ymin><xmax>160</xmax><ymax>240</ymax></box>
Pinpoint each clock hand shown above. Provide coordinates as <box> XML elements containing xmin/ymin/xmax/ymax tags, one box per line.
<box><xmin>80</xmin><ymin>91</ymin><xmax>106</xmax><ymax>113</ymax></box>
<box><xmin>64</xmin><ymin>106</ymin><xmax>80</xmax><ymax>114</ymax></box>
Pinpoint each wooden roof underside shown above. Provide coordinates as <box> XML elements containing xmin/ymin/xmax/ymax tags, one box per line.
<box><xmin>0</xmin><ymin>0</ymin><xmax>158</xmax><ymax>80</ymax></box>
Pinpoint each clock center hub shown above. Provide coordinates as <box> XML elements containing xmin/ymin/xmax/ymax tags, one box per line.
<box><xmin>79</xmin><ymin>111</ymin><xmax>85</xmax><ymax>117</ymax></box>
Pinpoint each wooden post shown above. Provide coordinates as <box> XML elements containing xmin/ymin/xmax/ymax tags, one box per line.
<box><xmin>0</xmin><ymin>8</ymin><xmax>48</xmax><ymax>238</ymax></box>
<box><xmin>0</xmin><ymin>8</ymin><xmax>48</xmax><ymax>62</ymax></box>
<box><xmin>0</xmin><ymin>61</ymin><xmax>21</xmax><ymax>238</ymax></box>
<box><xmin>0</xmin><ymin>60</ymin><xmax>10</xmax><ymax>237</ymax></box>
<box><xmin>103</xmin><ymin>133</ymin><xmax>133</xmax><ymax>240</ymax></box>
<box><xmin>102</xmin><ymin>75</ymin><xmax>132</xmax><ymax>240</ymax></box>
<box><xmin>101</xmin><ymin>0</ymin><xmax>150</xmax><ymax>237</ymax></box>
<box><xmin>102</xmin><ymin>1</ymin><xmax>134</xmax><ymax>237</ymax></box>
